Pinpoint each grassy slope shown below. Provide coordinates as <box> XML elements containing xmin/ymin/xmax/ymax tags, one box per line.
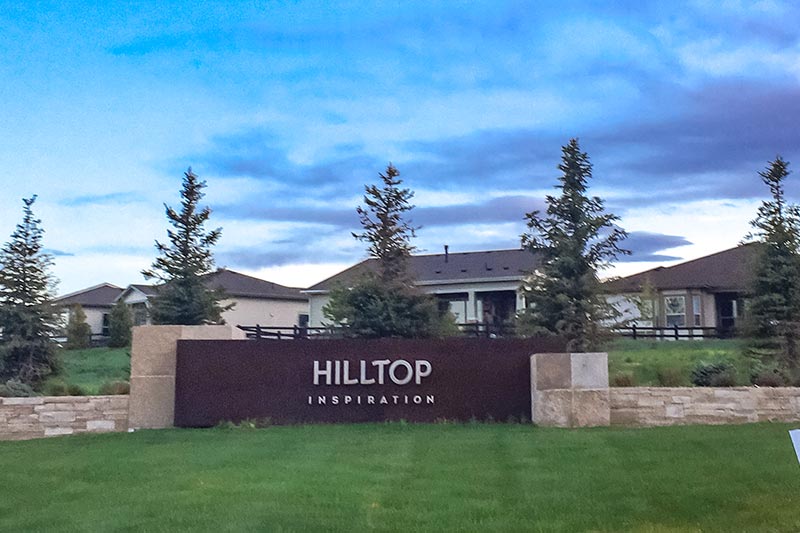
<box><xmin>0</xmin><ymin>423</ymin><xmax>798</xmax><ymax>532</ymax></box>
<box><xmin>55</xmin><ymin>347</ymin><xmax>131</xmax><ymax>393</ymax></box>
<box><xmin>606</xmin><ymin>338</ymin><xmax>750</xmax><ymax>386</ymax></box>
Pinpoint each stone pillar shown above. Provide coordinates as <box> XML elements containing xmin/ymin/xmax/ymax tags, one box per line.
<box><xmin>530</xmin><ymin>352</ymin><xmax>610</xmax><ymax>427</ymax></box>
<box><xmin>128</xmin><ymin>325</ymin><xmax>246</xmax><ymax>429</ymax></box>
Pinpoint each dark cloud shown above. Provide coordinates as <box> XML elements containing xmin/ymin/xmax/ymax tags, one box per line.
<box><xmin>191</xmin><ymin>129</ymin><xmax>383</xmax><ymax>195</ymax></box>
<box><xmin>590</xmin><ymin>81</ymin><xmax>800</xmax><ymax>200</ymax></box>
<box><xmin>621</xmin><ymin>231</ymin><xmax>692</xmax><ymax>263</ymax></box>
<box><xmin>416</xmin><ymin>196</ymin><xmax>546</xmax><ymax>227</ymax></box>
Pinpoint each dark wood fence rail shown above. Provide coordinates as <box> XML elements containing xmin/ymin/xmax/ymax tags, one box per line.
<box><xmin>237</xmin><ymin>322</ymin><xmax>518</xmax><ymax>340</ymax></box>
<box><xmin>237</xmin><ymin>324</ymin><xmax>735</xmax><ymax>341</ymax></box>
<box><xmin>612</xmin><ymin>325</ymin><xmax>733</xmax><ymax>340</ymax></box>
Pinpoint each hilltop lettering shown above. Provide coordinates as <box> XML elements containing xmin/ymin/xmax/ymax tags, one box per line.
<box><xmin>313</xmin><ymin>359</ymin><xmax>432</xmax><ymax>386</ymax></box>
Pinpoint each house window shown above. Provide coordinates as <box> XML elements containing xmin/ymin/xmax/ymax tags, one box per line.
<box><xmin>102</xmin><ymin>313</ymin><xmax>110</xmax><ymax>337</ymax></box>
<box><xmin>664</xmin><ymin>296</ymin><xmax>685</xmax><ymax>327</ymax></box>
<box><xmin>692</xmin><ymin>295</ymin><xmax>701</xmax><ymax>327</ymax></box>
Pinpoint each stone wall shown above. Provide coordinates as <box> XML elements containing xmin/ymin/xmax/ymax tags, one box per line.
<box><xmin>611</xmin><ymin>387</ymin><xmax>800</xmax><ymax>427</ymax></box>
<box><xmin>0</xmin><ymin>395</ymin><xmax>129</xmax><ymax>441</ymax></box>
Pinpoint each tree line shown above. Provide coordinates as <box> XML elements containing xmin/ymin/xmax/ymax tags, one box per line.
<box><xmin>1</xmin><ymin>141</ymin><xmax>798</xmax><ymax>390</ymax></box>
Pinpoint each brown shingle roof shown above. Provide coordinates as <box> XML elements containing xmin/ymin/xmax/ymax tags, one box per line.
<box><xmin>604</xmin><ymin>243</ymin><xmax>760</xmax><ymax>294</ymax></box>
<box><xmin>306</xmin><ymin>249</ymin><xmax>540</xmax><ymax>292</ymax></box>
<box><xmin>205</xmin><ymin>269</ymin><xmax>307</xmax><ymax>301</ymax></box>
<box><xmin>53</xmin><ymin>283</ymin><xmax>123</xmax><ymax>308</ymax></box>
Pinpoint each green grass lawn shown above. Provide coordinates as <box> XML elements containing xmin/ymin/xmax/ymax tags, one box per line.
<box><xmin>606</xmin><ymin>338</ymin><xmax>751</xmax><ymax>386</ymax></box>
<box><xmin>0</xmin><ymin>423</ymin><xmax>798</xmax><ymax>532</ymax></box>
<box><xmin>53</xmin><ymin>347</ymin><xmax>131</xmax><ymax>394</ymax></box>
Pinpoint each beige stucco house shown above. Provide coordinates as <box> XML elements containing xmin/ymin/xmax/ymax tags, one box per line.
<box><xmin>52</xmin><ymin>283</ymin><xmax>124</xmax><ymax>337</ymax></box>
<box><xmin>57</xmin><ymin>269</ymin><xmax>309</xmax><ymax>338</ymax></box>
<box><xmin>603</xmin><ymin>243</ymin><xmax>758</xmax><ymax>336</ymax></box>
<box><xmin>116</xmin><ymin>269</ymin><xmax>309</xmax><ymax>328</ymax></box>
<box><xmin>304</xmin><ymin>248</ymin><xmax>540</xmax><ymax>328</ymax></box>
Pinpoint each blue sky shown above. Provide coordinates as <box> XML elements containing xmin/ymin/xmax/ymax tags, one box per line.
<box><xmin>1</xmin><ymin>0</ymin><xmax>799</xmax><ymax>294</ymax></box>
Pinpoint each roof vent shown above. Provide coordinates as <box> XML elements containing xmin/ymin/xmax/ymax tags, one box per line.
<box><xmin>444</xmin><ymin>244</ymin><xmax>449</xmax><ymax>263</ymax></box>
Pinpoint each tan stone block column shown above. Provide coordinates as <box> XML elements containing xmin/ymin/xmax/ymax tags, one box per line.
<box><xmin>530</xmin><ymin>352</ymin><xmax>610</xmax><ymax>427</ymax></box>
<box><xmin>128</xmin><ymin>325</ymin><xmax>247</xmax><ymax>429</ymax></box>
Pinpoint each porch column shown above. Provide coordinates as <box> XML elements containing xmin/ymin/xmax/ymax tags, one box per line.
<box><xmin>466</xmin><ymin>291</ymin><xmax>478</xmax><ymax>322</ymax></box>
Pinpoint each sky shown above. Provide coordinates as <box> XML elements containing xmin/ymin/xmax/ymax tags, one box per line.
<box><xmin>1</xmin><ymin>0</ymin><xmax>799</xmax><ymax>295</ymax></box>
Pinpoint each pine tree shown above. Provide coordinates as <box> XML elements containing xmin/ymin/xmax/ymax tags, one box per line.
<box><xmin>142</xmin><ymin>168</ymin><xmax>229</xmax><ymax>325</ymax></box>
<box><xmin>745</xmin><ymin>156</ymin><xmax>800</xmax><ymax>370</ymax></box>
<box><xmin>519</xmin><ymin>139</ymin><xmax>628</xmax><ymax>351</ymax></box>
<box><xmin>325</xmin><ymin>164</ymin><xmax>452</xmax><ymax>338</ymax></box>
<box><xmin>352</xmin><ymin>164</ymin><xmax>418</xmax><ymax>285</ymax></box>
<box><xmin>0</xmin><ymin>196</ymin><xmax>60</xmax><ymax>384</ymax></box>
<box><xmin>65</xmin><ymin>304</ymin><xmax>91</xmax><ymax>349</ymax></box>
<box><xmin>108</xmin><ymin>299</ymin><xmax>133</xmax><ymax>348</ymax></box>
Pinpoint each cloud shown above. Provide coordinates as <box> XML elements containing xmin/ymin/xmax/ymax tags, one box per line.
<box><xmin>415</xmin><ymin>196</ymin><xmax>546</xmax><ymax>227</ymax></box>
<box><xmin>44</xmin><ymin>248</ymin><xmax>74</xmax><ymax>257</ymax></box>
<box><xmin>61</xmin><ymin>192</ymin><xmax>144</xmax><ymax>207</ymax></box>
<box><xmin>621</xmin><ymin>231</ymin><xmax>692</xmax><ymax>262</ymax></box>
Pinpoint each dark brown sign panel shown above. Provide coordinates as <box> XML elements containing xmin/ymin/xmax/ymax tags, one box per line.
<box><xmin>174</xmin><ymin>337</ymin><xmax>566</xmax><ymax>426</ymax></box>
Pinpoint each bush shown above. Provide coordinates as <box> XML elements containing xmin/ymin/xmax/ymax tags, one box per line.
<box><xmin>611</xmin><ymin>372</ymin><xmax>636</xmax><ymax>387</ymax></box>
<box><xmin>709</xmin><ymin>368</ymin><xmax>738</xmax><ymax>387</ymax></box>
<box><xmin>0</xmin><ymin>379</ymin><xmax>35</xmax><ymax>397</ymax></box>
<box><xmin>43</xmin><ymin>379</ymin><xmax>69</xmax><ymax>396</ymax></box>
<box><xmin>752</xmin><ymin>369</ymin><xmax>786</xmax><ymax>387</ymax></box>
<box><xmin>324</xmin><ymin>277</ymin><xmax>454</xmax><ymax>338</ymax></box>
<box><xmin>98</xmin><ymin>380</ymin><xmax>130</xmax><ymax>395</ymax></box>
<box><xmin>655</xmin><ymin>365</ymin><xmax>686</xmax><ymax>387</ymax></box>
<box><xmin>67</xmin><ymin>384</ymin><xmax>86</xmax><ymax>396</ymax></box>
<box><xmin>691</xmin><ymin>361</ymin><xmax>736</xmax><ymax>387</ymax></box>
<box><xmin>108</xmin><ymin>300</ymin><xmax>133</xmax><ymax>348</ymax></box>
<box><xmin>65</xmin><ymin>304</ymin><xmax>92</xmax><ymax>350</ymax></box>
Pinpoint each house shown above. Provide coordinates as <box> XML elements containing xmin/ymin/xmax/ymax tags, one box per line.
<box><xmin>52</xmin><ymin>283</ymin><xmax>125</xmax><ymax>337</ymax></box>
<box><xmin>114</xmin><ymin>284</ymin><xmax>159</xmax><ymax>326</ymax></box>
<box><xmin>116</xmin><ymin>269</ymin><xmax>309</xmax><ymax>328</ymax></box>
<box><xmin>603</xmin><ymin>243</ymin><xmax>759</xmax><ymax>335</ymax></box>
<box><xmin>304</xmin><ymin>248</ymin><xmax>540</xmax><ymax>327</ymax></box>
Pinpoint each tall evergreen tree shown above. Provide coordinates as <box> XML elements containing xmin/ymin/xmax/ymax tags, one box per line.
<box><xmin>352</xmin><ymin>164</ymin><xmax>418</xmax><ymax>285</ymax></box>
<box><xmin>519</xmin><ymin>139</ymin><xmax>628</xmax><ymax>351</ymax></box>
<box><xmin>0</xmin><ymin>196</ymin><xmax>60</xmax><ymax>384</ymax></box>
<box><xmin>745</xmin><ymin>156</ymin><xmax>800</xmax><ymax>370</ymax></box>
<box><xmin>325</xmin><ymin>164</ymin><xmax>452</xmax><ymax>338</ymax></box>
<box><xmin>142</xmin><ymin>168</ymin><xmax>228</xmax><ymax>325</ymax></box>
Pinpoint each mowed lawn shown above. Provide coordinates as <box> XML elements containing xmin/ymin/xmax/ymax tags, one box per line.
<box><xmin>57</xmin><ymin>347</ymin><xmax>130</xmax><ymax>393</ymax></box>
<box><xmin>1</xmin><ymin>423</ymin><xmax>798</xmax><ymax>532</ymax></box>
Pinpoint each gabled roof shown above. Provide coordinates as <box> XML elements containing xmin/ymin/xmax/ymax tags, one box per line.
<box><xmin>53</xmin><ymin>283</ymin><xmax>123</xmax><ymax>308</ymax></box>
<box><xmin>306</xmin><ymin>249</ymin><xmax>540</xmax><ymax>293</ymax></box>
<box><xmin>127</xmin><ymin>284</ymin><xmax>159</xmax><ymax>297</ymax></box>
<box><xmin>205</xmin><ymin>269</ymin><xmax>307</xmax><ymax>301</ymax></box>
<box><xmin>604</xmin><ymin>243</ymin><xmax>760</xmax><ymax>294</ymax></box>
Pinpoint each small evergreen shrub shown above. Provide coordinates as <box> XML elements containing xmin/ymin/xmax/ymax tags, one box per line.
<box><xmin>691</xmin><ymin>361</ymin><xmax>735</xmax><ymax>387</ymax></box>
<box><xmin>709</xmin><ymin>368</ymin><xmax>738</xmax><ymax>387</ymax></box>
<box><xmin>0</xmin><ymin>379</ymin><xmax>35</xmax><ymax>397</ymax></box>
<box><xmin>752</xmin><ymin>370</ymin><xmax>786</xmax><ymax>387</ymax></box>
<box><xmin>65</xmin><ymin>304</ymin><xmax>92</xmax><ymax>350</ymax></box>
